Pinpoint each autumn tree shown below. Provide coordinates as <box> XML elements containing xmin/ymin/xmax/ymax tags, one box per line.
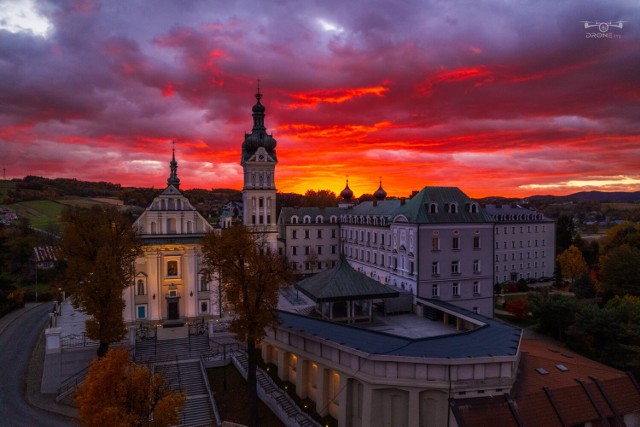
<box><xmin>76</xmin><ymin>348</ymin><xmax>185</xmax><ymax>427</ymax></box>
<box><xmin>599</xmin><ymin>222</ymin><xmax>640</xmax><ymax>296</ymax></box>
<box><xmin>557</xmin><ymin>245</ymin><xmax>587</xmax><ymax>286</ymax></box>
<box><xmin>59</xmin><ymin>206</ymin><xmax>141</xmax><ymax>357</ymax></box>
<box><xmin>201</xmin><ymin>225</ymin><xmax>294</xmax><ymax>427</ymax></box>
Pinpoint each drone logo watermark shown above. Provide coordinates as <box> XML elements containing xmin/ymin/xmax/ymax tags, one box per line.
<box><xmin>581</xmin><ymin>21</ymin><xmax>624</xmax><ymax>39</ymax></box>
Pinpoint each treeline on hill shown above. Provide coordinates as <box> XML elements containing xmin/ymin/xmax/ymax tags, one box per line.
<box><xmin>2</xmin><ymin>176</ymin><xmax>243</xmax><ymax>209</ymax></box>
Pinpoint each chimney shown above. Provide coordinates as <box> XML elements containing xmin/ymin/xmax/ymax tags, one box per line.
<box><xmin>373</xmin><ymin>199</ymin><xmax>378</xmax><ymax>207</ymax></box>
<box><xmin>400</xmin><ymin>197</ymin><xmax>406</xmax><ymax>206</ymax></box>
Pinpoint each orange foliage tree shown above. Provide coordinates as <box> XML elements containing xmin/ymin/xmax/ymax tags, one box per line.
<box><xmin>75</xmin><ymin>348</ymin><xmax>185</xmax><ymax>427</ymax></box>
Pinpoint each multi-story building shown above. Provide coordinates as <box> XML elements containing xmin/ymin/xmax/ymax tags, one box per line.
<box><xmin>277</xmin><ymin>206</ymin><xmax>342</xmax><ymax>274</ymax></box>
<box><xmin>485</xmin><ymin>204</ymin><xmax>556</xmax><ymax>284</ymax></box>
<box><xmin>341</xmin><ymin>186</ymin><xmax>495</xmax><ymax>315</ymax></box>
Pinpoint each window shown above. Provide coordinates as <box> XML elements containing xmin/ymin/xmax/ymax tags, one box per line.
<box><xmin>137</xmin><ymin>279</ymin><xmax>145</xmax><ymax>296</ymax></box>
<box><xmin>292</xmin><ymin>246</ymin><xmax>297</xmax><ymax>256</ymax></box>
<box><xmin>473</xmin><ymin>236</ymin><xmax>480</xmax><ymax>249</ymax></box>
<box><xmin>429</xmin><ymin>203</ymin><xmax>438</xmax><ymax>213</ymax></box>
<box><xmin>316</xmin><ymin>216</ymin><xmax>323</xmax><ymax>224</ymax></box>
<box><xmin>381</xmin><ymin>234</ymin><xmax>385</xmax><ymax>245</ymax></box>
<box><xmin>200</xmin><ymin>276</ymin><xmax>209</xmax><ymax>291</ymax></box>
<box><xmin>259</xmin><ymin>198</ymin><xmax>264</xmax><ymax>208</ymax></box>
<box><xmin>432</xmin><ymin>284</ymin><xmax>440</xmax><ymax>297</ymax></box>
<box><xmin>200</xmin><ymin>301</ymin><xmax>209</xmax><ymax>313</ymax></box>
<box><xmin>292</xmin><ymin>230</ymin><xmax>297</xmax><ymax>239</ymax></box>
<box><xmin>473</xmin><ymin>307</ymin><xmax>479</xmax><ymax>314</ymax></box>
<box><xmin>432</xmin><ymin>238</ymin><xmax>440</xmax><ymax>251</ymax></box>
<box><xmin>331</xmin><ymin>245</ymin><xmax>337</xmax><ymax>254</ymax></box>
<box><xmin>167</xmin><ymin>260</ymin><xmax>178</xmax><ymax>277</ymax></box>
<box><xmin>331</xmin><ymin>229</ymin><xmax>336</xmax><ymax>238</ymax></box>
<box><xmin>317</xmin><ymin>246</ymin><xmax>323</xmax><ymax>255</ymax></box>
<box><xmin>473</xmin><ymin>260</ymin><xmax>480</xmax><ymax>273</ymax></box>
<box><xmin>303</xmin><ymin>216</ymin><xmax>311</xmax><ymax>224</ymax></box>
<box><xmin>451</xmin><ymin>261</ymin><xmax>460</xmax><ymax>274</ymax></box>
<box><xmin>317</xmin><ymin>229</ymin><xmax>323</xmax><ymax>238</ymax></box>
<box><xmin>432</xmin><ymin>262</ymin><xmax>439</xmax><ymax>275</ymax></box>
<box><xmin>136</xmin><ymin>305</ymin><xmax>147</xmax><ymax>319</ymax></box>
<box><xmin>305</xmin><ymin>246</ymin><xmax>310</xmax><ymax>255</ymax></box>
<box><xmin>452</xmin><ymin>237</ymin><xmax>460</xmax><ymax>250</ymax></box>
<box><xmin>453</xmin><ymin>283</ymin><xmax>460</xmax><ymax>297</ymax></box>
<box><xmin>304</xmin><ymin>230</ymin><xmax>310</xmax><ymax>239</ymax></box>
<box><xmin>291</xmin><ymin>216</ymin><xmax>299</xmax><ymax>224</ymax></box>
<box><xmin>473</xmin><ymin>281</ymin><xmax>480</xmax><ymax>294</ymax></box>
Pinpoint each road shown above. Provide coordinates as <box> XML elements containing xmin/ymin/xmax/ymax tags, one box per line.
<box><xmin>0</xmin><ymin>303</ymin><xmax>77</xmax><ymax>427</ymax></box>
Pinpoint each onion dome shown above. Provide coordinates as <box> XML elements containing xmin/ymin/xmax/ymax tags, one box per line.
<box><xmin>374</xmin><ymin>178</ymin><xmax>387</xmax><ymax>201</ymax></box>
<box><xmin>340</xmin><ymin>178</ymin><xmax>354</xmax><ymax>200</ymax></box>
<box><xmin>241</xmin><ymin>83</ymin><xmax>278</xmax><ymax>163</ymax></box>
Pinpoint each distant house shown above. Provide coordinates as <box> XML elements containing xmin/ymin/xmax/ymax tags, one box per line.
<box><xmin>31</xmin><ymin>246</ymin><xmax>59</xmax><ymax>270</ymax></box>
<box><xmin>0</xmin><ymin>207</ymin><xmax>18</xmax><ymax>225</ymax></box>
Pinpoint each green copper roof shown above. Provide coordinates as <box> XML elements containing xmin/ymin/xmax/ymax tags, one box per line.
<box><xmin>295</xmin><ymin>256</ymin><xmax>399</xmax><ymax>302</ymax></box>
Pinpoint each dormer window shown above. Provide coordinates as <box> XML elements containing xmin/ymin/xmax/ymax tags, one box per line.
<box><xmin>429</xmin><ymin>203</ymin><xmax>438</xmax><ymax>214</ymax></box>
<box><xmin>315</xmin><ymin>215</ymin><xmax>323</xmax><ymax>224</ymax></box>
<box><xmin>469</xmin><ymin>203</ymin><xmax>478</xmax><ymax>213</ymax></box>
<box><xmin>303</xmin><ymin>215</ymin><xmax>311</xmax><ymax>224</ymax></box>
<box><xmin>291</xmin><ymin>216</ymin><xmax>299</xmax><ymax>224</ymax></box>
<box><xmin>448</xmin><ymin>203</ymin><xmax>458</xmax><ymax>214</ymax></box>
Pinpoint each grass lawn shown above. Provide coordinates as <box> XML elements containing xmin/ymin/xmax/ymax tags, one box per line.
<box><xmin>0</xmin><ymin>180</ymin><xmax>14</xmax><ymax>201</ymax></box>
<box><xmin>207</xmin><ymin>365</ymin><xmax>285</xmax><ymax>427</ymax></box>
<box><xmin>8</xmin><ymin>200</ymin><xmax>65</xmax><ymax>230</ymax></box>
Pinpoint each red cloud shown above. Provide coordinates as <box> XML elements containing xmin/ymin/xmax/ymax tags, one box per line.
<box><xmin>288</xmin><ymin>85</ymin><xmax>389</xmax><ymax>108</ymax></box>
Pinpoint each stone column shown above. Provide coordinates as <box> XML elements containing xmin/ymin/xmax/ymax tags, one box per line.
<box><xmin>296</xmin><ymin>357</ymin><xmax>309</xmax><ymax>399</ymax></box>
<box><xmin>408</xmin><ymin>388</ymin><xmax>420</xmax><ymax>427</ymax></box>
<box><xmin>315</xmin><ymin>365</ymin><xmax>330</xmax><ymax>417</ymax></box>
<box><xmin>360</xmin><ymin>382</ymin><xmax>373</xmax><ymax>427</ymax></box>
<box><xmin>338</xmin><ymin>373</ymin><xmax>350</xmax><ymax>427</ymax></box>
<box><xmin>277</xmin><ymin>350</ymin><xmax>288</xmax><ymax>382</ymax></box>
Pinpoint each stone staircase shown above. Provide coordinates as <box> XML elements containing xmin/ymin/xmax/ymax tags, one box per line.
<box><xmin>233</xmin><ymin>352</ymin><xmax>320</xmax><ymax>427</ymax></box>
<box><xmin>136</xmin><ymin>335</ymin><xmax>219</xmax><ymax>427</ymax></box>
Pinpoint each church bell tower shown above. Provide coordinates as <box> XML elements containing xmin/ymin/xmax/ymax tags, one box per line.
<box><xmin>240</xmin><ymin>84</ymin><xmax>278</xmax><ymax>248</ymax></box>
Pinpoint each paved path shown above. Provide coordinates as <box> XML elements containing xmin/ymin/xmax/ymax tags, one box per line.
<box><xmin>0</xmin><ymin>303</ymin><xmax>77</xmax><ymax>427</ymax></box>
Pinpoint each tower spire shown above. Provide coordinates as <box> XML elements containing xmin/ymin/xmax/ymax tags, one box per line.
<box><xmin>167</xmin><ymin>141</ymin><xmax>180</xmax><ymax>189</ymax></box>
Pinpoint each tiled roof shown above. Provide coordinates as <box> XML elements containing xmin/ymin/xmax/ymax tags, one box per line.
<box><xmin>451</xmin><ymin>337</ymin><xmax>640</xmax><ymax>426</ymax></box>
<box><xmin>295</xmin><ymin>256</ymin><xmax>399</xmax><ymax>302</ymax></box>
<box><xmin>484</xmin><ymin>203</ymin><xmax>553</xmax><ymax>222</ymax></box>
<box><xmin>279</xmin><ymin>206</ymin><xmax>344</xmax><ymax>222</ymax></box>
<box><xmin>32</xmin><ymin>246</ymin><xmax>59</xmax><ymax>263</ymax></box>
<box><xmin>275</xmin><ymin>303</ymin><xmax>521</xmax><ymax>359</ymax></box>
<box><xmin>346</xmin><ymin>187</ymin><xmax>493</xmax><ymax>224</ymax></box>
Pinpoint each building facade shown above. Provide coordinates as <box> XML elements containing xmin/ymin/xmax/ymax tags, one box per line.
<box><xmin>125</xmin><ymin>151</ymin><xmax>218</xmax><ymax>325</ymax></box>
<box><xmin>485</xmin><ymin>204</ymin><xmax>556</xmax><ymax>283</ymax></box>
<box><xmin>241</xmin><ymin>87</ymin><xmax>278</xmax><ymax>249</ymax></box>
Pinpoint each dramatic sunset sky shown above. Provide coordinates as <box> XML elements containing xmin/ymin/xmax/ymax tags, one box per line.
<box><xmin>1</xmin><ymin>0</ymin><xmax>639</xmax><ymax>198</ymax></box>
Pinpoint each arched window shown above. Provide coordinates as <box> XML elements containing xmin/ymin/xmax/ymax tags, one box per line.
<box><xmin>315</xmin><ymin>216</ymin><xmax>323</xmax><ymax>224</ymax></box>
<box><xmin>449</xmin><ymin>203</ymin><xmax>458</xmax><ymax>213</ymax></box>
<box><xmin>291</xmin><ymin>216</ymin><xmax>299</xmax><ymax>224</ymax></box>
<box><xmin>137</xmin><ymin>279</ymin><xmax>145</xmax><ymax>296</ymax></box>
<box><xmin>167</xmin><ymin>218</ymin><xmax>176</xmax><ymax>234</ymax></box>
<box><xmin>303</xmin><ymin>216</ymin><xmax>311</xmax><ymax>224</ymax></box>
<box><xmin>430</xmin><ymin>203</ymin><xmax>438</xmax><ymax>213</ymax></box>
<box><xmin>470</xmin><ymin>203</ymin><xmax>478</xmax><ymax>213</ymax></box>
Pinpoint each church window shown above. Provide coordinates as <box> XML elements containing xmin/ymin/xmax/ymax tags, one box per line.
<box><xmin>150</xmin><ymin>222</ymin><xmax>157</xmax><ymax>234</ymax></box>
<box><xmin>167</xmin><ymin>218</ymin><xmax>176</xmax><ymax>234</ymax></box>
<box><xmin>168</xmin><ymin>199</ymin><xmax>175</xmax><ymax>210</ymax></box>
<box><xmin>161</xmin><ymin>199</ymin><xmax>166</xmax><ymax>210</ymax></box>
<box><xmin>187</xmin><ymin>221</ymin><xmax>193</xmax><ymax>233</ymax></box>
<box><xmin>177</xmin><ymin>200</ymin><xmax>182</xmax><ymax>210</ymax></box>
<box><xmin>200</xmin><ymin>276</ymin><xmax>209</xmax><ymax>291</ymax></box>
<box><xmin>137</xmin><ymin>279</ymin><xmax>145</xmax><ymax>296</ymax></box>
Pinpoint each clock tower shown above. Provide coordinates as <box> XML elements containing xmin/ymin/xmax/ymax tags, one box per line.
<box><xmin>240</xmin><ymin>86</ymin><xmax>278</xmax><ymax>248</ymax></box>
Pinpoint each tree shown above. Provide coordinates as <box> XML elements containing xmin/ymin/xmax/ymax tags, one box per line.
<box><xmin>557</xmin><ymin>245</ymin><xmax>587</xmax><ymax>286</ymax></box>
<box><xmin>76</xmin><ymin>348</ymin><xmax>184</xmax><ymax>427</ymax></box>
<box><xmin>302</xmin><ymin>189</ymin><xmax>338</xmax><ymax>207</ymax></box>
<box><xmin>528</xmin><ymin>292</ymin><xmax>579</xmax><ymax>341</ymax></box>
<box><xmin>59</xmin><ymin>206</ymin><xmax>141</xmax><ymax>357</ymax></box>
<box><xmin>201</xmin><ymin>225</ymin><xmax>294</xmax><ymax>427</ymax></box>
<box><xmin>600</xmin><ymin>244</ymin><xmax>640</xmax><ymax>296</ymax></box>
<box><xmin>556</xmin><ymin>214</ymin><xmax>575</xmax><ymax>253</ymax></box>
